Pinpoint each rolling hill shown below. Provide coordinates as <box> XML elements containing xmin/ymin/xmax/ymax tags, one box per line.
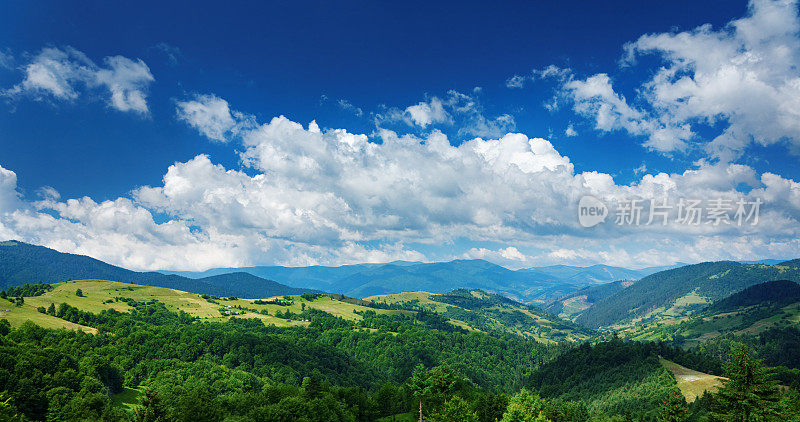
<box><xmin>0</xmin><ymin>279</ymin><xmax>591</xmax><ymax>343</ymax></box>
<box><xmin>0</xmin><ymin>241</ymin><xmax>313</xmax><ymax>298</ymax></box>
<box><xmin>575</xmin><ymin>260</ymin><xmax>800</xmax><ymax>328</ymax></box>
<box><xmin>368</xmin><ymin>288</ymin><xmax>592</xmax><ymax>342</ymax></box>
<box><xmin>620</xmin><ymin>280</ymin><xmax>800</xmax><ymax>346</ymax></box>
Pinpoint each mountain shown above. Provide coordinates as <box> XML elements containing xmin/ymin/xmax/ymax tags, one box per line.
<box><xmin>544</xmin><ymin>280</ymin><xmax>633</xmax><ymax>319</ymax></box>
<box><xmin>164</xmin><ymin>261</ymin><xmax>654</xmax><ymax>303</ymax></box>
<box><xmin>522</xmin><ymin>264</ymin><xmax>646</xmax><ymax>284</ymax></box>
<box><xmin>576</xmin><ymin>260</ymin><xmax>800</xmax><ymax>328</ymax></box>
<box><xmin>0</xmin><ymin>240</ymin><xmax>312</xmax><ymax>298</ymax></box>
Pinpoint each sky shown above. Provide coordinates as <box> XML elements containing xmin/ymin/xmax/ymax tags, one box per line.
<box><xmin>0</xmin><ymin>0</ymin><xmax>799</xmax><ymax>271</ymax></box>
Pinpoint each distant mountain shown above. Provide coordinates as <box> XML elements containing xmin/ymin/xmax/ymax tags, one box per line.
<box><xmin>166</xmin><ymin>259</ymin><xmax>586</xmax><ymax>303</ymax></box>
<box><xmin>738</xmin><ymin>259</ymin><xmax>787</xmax><ymax>265</ymax></box>
<box><xmin>0</xmin><ymin>241</ymin><xmax>312</xmax><ymax>298</ymax></box>
<box><xmin>522</xmin><ymin>264</ymin><xmax>646</xmax><ymax>284</ymax></box>
<box><xmin>576</xmin><ymin>260</ymin><xmax>800</xmax><ymax>328</ymax></box>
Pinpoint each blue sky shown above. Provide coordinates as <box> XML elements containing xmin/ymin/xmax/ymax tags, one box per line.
<box><xmin>1</xmin><ymin>0</ymin><xmax>799</xmax><ymax>271</ymax></box>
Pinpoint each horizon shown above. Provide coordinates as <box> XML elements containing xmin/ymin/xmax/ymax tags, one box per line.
<box><xmin>1</xmin><ymin>238</ymin><xmax>795</xmax><ymax>273</ymax></box>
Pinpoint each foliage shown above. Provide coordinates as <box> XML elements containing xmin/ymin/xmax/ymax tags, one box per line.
<box><xmin>2</xmin><ymin>283</ymin><xmax>54</xmax><ymax>298</ymax></box>
<box><xmin>709</xmin><ymin>345</ymin><xmax>781</xmax><ymax>421</ymax></box>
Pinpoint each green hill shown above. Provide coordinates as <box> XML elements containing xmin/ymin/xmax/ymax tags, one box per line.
<box><xmin>705</xmin><ymin>280</ymin><xmax>800</xmax><ymax>313</ymax></box>
<box><xmin>621</xmin><ymin>281</ymin><xmax>800</xmax><ymax>347</ymax></box>
<box><xmin>544</xmin><ymin>280</ymin><xmax>632</xmax><ymax>319</ymax></box>
<box><xmin>526</xmin><ymin>339</ymin><xmax>720</xmax><ymax>417</ymax></box>
<box><xmin>1</xmin><ymin>279</ymin><xmax>589</xmax><ymax>343</ymax></box>
<box><xmin>366</xmin><ymin>289</ymin><xmax>592</xmax><ymax>343</ymax></box>
<box><xmin>576</xmin><ymin>261</ymin><xmax>800</xmax><ymax>328</ymax></box>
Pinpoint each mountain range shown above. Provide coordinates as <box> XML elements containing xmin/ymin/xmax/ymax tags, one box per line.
<box><xmin>164</xmin><ymin>261</ymin><xmax>666</xmax><ymax>303</ymax></box>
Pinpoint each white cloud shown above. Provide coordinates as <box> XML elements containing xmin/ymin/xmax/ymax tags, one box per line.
<box><xmin>405</xmin><ymin>97</ymin><xmax>450</xmax><ymax>127</ymax></box>
<box><xmin>153</xmin><ymin>42</ymin><xmax>181</xmax><ymax>65</ymax></box>
<box><xmin>565</xmin><ymin>124</ymin><xmax>577</xmax><ymax>137</ymax></box>
<box><xmin>176</xmin><ymin>94</ymin><xmax>245</xmax><ymax>142</ymax></box>
<box><xmin>3</xmin><ymin>47</ymin><xmax>154</xmax><ymax>113</ymax></box>
<box><xmin>1</xmin><ymin>93</ymin><xmax>799</xmax><ymax>270</ymax></box>
<box><xmin>554</xmin><ymin>0</ymin><xmax>800</xmax><ymax>159</ymax></box>
<box><xmin>375</xmin><ymin>90</ymin><xmax>515</xmax><ymax>139</ymax></box>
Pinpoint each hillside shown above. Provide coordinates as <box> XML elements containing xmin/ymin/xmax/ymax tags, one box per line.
<box><xmin>367</xmin><ymin>289</ymin><xmax>592</xmax><ymax>343</ymax></box>
<box><xmin>544</xmin><ymin>280</ymin><xmax>633</xmax><ymax>319</ymax></box>
<box><xmin>576</xmin><ymin>261</ymin><xmax>800</xmax><ymax>328</ymax></box>
<box><xmin>0</xmin><ymin>279</ymin><xmax>589</xmax><ymax>344</ymax></box>
<box><xmin>621</xmin><ymin>281</ymin><xmax>800</xmax><ymax>347</ymax></box>
<box><xmin>705</xmin><ymin>280</ymin><xmax>800</xmax><ymax>313</ymax></box>
<box><xmin>0</xmin><ymin>241</ymin><xmax>313</xmax><ymax>298</ymax></box>
<box><xmin>527</xmin><ymin>340</ymin><xmax>721</xmax><ymax>417</ymax></box>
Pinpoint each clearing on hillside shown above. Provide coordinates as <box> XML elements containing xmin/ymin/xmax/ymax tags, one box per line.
<box><xmin>660</xmin><ymin>358</ymin><xmax>725</xmax><ymax>402</ymax></box>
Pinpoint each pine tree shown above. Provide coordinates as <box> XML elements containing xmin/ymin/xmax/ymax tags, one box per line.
<box><xmin>711</xmin><ymin>345</ymin><xmax>781</xmax><ymax>421</ymax></box>
<box><xmin>658</xmin><ymin>388</ymin><xmax>686</xmax><ymax>422</ymax></box>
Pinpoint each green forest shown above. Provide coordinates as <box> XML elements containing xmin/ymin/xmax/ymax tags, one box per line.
<box><xmin>2</xmin><ymin>288</ymin><xmax>800</xmax><ymax>421</ymax></box>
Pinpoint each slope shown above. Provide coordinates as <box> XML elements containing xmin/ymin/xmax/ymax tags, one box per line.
<box><xmin>576</xmin><ymin>261</ymin><xmax>800</xmax><ymax>328</ymax></box>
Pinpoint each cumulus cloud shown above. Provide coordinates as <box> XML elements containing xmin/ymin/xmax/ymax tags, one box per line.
<box><xmin>1</xmin><ymin>93</ymin><xmax>799</xmax><ymax>270</ymax></box>
<box><xmin>549</xmin><ymin>0</ymin><xmax>800</xmax><ymax>159</ymax></box>
<box><xmin>3</xmin><ymin>46</ymin><xmax>154</xmax><ymax>113</ymax></box>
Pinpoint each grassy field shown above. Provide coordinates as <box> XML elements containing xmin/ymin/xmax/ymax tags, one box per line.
<box><xmin>3</xmin><ymin>281</ymin><xmax>589</xmax><ymax>343</ymax></box>
<box><xmin>6</xmin><ymin>279</ymin><xmax>403</xmax><ymax>329</ymax></box>
<box><xmin>660</xmin><ymin>358</ymin><xmax>725</xmax><ymax>402</ymax></box>
<box><xmin>0</xmin><ymin>297</ymin><xmax>97</xmax><ymax>333</ymax></box>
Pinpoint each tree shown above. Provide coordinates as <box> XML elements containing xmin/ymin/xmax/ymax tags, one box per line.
<box><xmin>658</xmin><ymin>388</ymin><xmax>686</xmax><ymax>422</ymax></box>
<box><xmin>710</xmin><ymin>345</ymin><xmax>781</xmax><ymax>421</ymax></box>
<box><xmin>409</xmin><ymin>365</ymin><xmax>467</xmax><ymax>419</ymax></box>
<box><xmin>501</xmin><ymin>389</ymin><xmax>550</xmax><ymax>422</ymax></box>
<box><xmin>430</xmin><ymin>396</ymin><xmax>478</xmax><ymax>422</ymax></box>
<box><xmin>134</xmin><ymin>388</ymin><xmax>168</xmax><ymax>422</ymax></box>
<box><xmin>75</xmin><ymin>289</ymin><xmax>83</xmax><ymax>297</ymax></box>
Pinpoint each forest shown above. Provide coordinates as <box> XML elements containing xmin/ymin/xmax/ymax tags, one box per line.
<box><xmin>1</xmin><ymin>291</ymin><xmax>799</xmax><ymax>421</ymax></box>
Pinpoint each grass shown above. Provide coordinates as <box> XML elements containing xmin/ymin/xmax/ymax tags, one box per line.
<box><xmin>369</xmin><ymin>291</ymin><xmax>590</xmax><ymax>343</ymax></box>
<box><xmin>111</xmin><ymin>387</ymin><xmax>142</xmax><ymax>411</ymax></box>
<box><xmin>11</xmin><ymin>279</ymin><xmax>405</xmax><ymax>330</ymax></box>
<box><xmin>5</xmin><ymin>281</ymin><xmax>589</xmax><ymax>342</ymax></box>
<box><xmin>376</xmin><ymin>412</ymin><xmax>416</xmax><ymax>421</ymax></box>
<box><xmin>0</xmin><ymin>297</ymin><xmax>96</xmax><ymax>333</ymax></box>
<box><xmin>660</xmin><ymin>358</ymin><xmax>725</xmax><ymax>402</ymax></box>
